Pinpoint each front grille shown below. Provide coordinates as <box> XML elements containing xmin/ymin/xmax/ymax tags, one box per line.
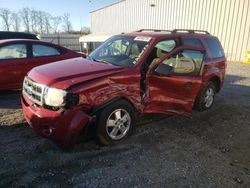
<box><xmin>23</xmin><ymin>77</ymin><xmax>45</xmax><ymax>106</ymax></box>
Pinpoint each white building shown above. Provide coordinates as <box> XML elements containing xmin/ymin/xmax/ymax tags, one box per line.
<box><xmin>81</xmin><ymin>0</ymin><xmax>250</xmax><ymax>62</ymax></box>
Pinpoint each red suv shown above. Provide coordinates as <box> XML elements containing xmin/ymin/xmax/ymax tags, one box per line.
<box><xmin>21</xmin><ymin>29</ymin><xmax>226</xmax><ymax>149</ymax></box>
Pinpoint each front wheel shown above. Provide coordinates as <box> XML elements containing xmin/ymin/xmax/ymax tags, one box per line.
<box><xmin>96</xmin><ymin>100</ymin><xmax>135</xmax><ymax>145</ymax></box>
<box><xmin>195</xmin><ymin>82</ymin><xmax>216</xmax><ymax>111</ymax></box>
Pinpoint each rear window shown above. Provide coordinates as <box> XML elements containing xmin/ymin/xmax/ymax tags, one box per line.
<box><xmin>32</xmin><ymin>44</ymin><xmax>60</xmax><ymax>57</ymax></box>
<box><xmin>205</xmin><ymin>38</ymin><xmax>224</xmax><ymax>58</ymax></box>
<box><xmin>182</xmin><ymin>38</ymin><xmax>203</xmax><ymax>48</ymax></box>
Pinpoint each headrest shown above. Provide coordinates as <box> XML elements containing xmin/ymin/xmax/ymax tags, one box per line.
<box><xmin>156</xmin><ymin>48</ymin><xmax>165</xmax><ymax>58</ymax></box>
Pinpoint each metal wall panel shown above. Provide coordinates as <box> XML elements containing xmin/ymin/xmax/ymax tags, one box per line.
<box><xmin>90</xmin><ymin>0</ymin><xmax>250</xmax><ymax>61</ymax></box>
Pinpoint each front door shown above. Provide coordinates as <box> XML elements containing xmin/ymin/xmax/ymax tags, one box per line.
<box><xmin>0</xmin><ymin>43</ymin><xmax>28</xmax><ymax>90</ymax></box>
<box><xmin>143</xmin><ymin>46</ymin><xmax>205</xmax><ymax>116</ymax></box>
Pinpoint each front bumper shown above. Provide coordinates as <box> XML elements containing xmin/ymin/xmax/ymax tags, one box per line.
<box><xmin>22</xmin><ymin>95</ymin><xmax>91</xmax><ymax>148</ymax></box>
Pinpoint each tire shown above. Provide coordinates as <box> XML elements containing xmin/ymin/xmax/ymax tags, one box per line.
<box><xmin>195</xmin><ymin>82</ymin><xmax>216</xmax><ymax>111</ymax></box>
<box><xmin>96</xmin><ymin>100</ymin><xmax>135</xmax><ymax>145</ymax></box>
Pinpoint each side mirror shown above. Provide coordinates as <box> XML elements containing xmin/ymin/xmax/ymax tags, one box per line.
<box><xmin>154</xmin><ymin>63</ymin><xmax>174</xmax><ymax>76</ymax></box>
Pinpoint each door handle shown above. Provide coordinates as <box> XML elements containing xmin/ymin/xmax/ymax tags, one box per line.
<box><xmin>184</xmin><ymin>82</ymin><xmax>196</xmax><ymax>90</ymax></box>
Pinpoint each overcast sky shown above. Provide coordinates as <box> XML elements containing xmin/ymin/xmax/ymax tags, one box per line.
<box><xmin>0</xmin><ymin>0</ymin><xmax>116</xmax><ymax>30</ymax></box>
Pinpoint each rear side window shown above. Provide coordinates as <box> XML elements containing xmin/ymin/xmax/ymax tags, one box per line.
<box><xmin>182</xmin><ymin>38</ymin><xmax>203</xmax><ymax>48</ymax></box>
<box><xmin>32</xmin><ymin>44</ymin><xmax>60</xmax><ymax>57</ymax></box>
<box><xmin>204</xmin><ymin>38</ymin><xmax>224</xmax><ymax>58</ymax></box>
<box><xmin>0</xmin><ymin>44</ymin><xmax>27</xmax><ymax>59</ymax></box>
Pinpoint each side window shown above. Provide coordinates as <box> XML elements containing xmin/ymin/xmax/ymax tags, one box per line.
<box><xmin>149</xmin><ymin>39</ymin><xmax>176</xmax><ymax>67</ymax></box>
<box><xmin>0</xmin><ymin>44</ymin><xmax>27</xmax><ymax>60</ymax></box>
<box><xmin>204</xmin><ymin>38</ymin><xmax>224</xmax><ymax>58</ymax></box>
<box><xmin>161</xmin><ymin>50</ymin><xmax>204</xmax><ymax>75</ymax></box>
<box><xmin>32</xmin><ymin>44</ymin><xmax>60</xmax><ymax>57</ymax></box>
<box><xmin>182</xmin><ymin>38</ymin><xmax>203</xmax><ymax>48</ymax></box>
<box><xmin>155</xmin><ymin>40</ymin><xmax>176</xmax><ymax>54</ymax></box>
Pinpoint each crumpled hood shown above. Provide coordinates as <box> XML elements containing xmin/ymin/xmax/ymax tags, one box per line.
<box><xmin>28</xmin><ymin>57</ymin><xmax>124</xmax><ymax>90</ymax></box>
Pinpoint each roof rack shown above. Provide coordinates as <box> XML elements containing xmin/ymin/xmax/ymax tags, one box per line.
<box><xmin>136</xmin><ymin>29</ymin><xmax>172</xmax><ymax>33</ymax></box>
<box><xmin>172</xmin><ymin>29</ymin><xmax>210</xmax><ymax>35</ymax></box>
<box><xmin>136</xmin><ymin>29</ymin><xmax>210</xmax><ymax>35</ymax></box>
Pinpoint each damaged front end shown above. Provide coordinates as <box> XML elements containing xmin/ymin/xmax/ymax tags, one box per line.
<box><xmin>22</xmin><ymin>94</ymin><xmax>91</xmax><ymax>149</ymax></box>
<box><xmin>22</xmin><ymin>77</ymin><xmax>92</xmax><ymax>149</ymax></box>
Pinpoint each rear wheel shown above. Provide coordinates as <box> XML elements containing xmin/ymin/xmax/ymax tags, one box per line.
<box><xmin>195</xmin><ymin>82</ymin><xmax>216</xmax><ymax>111</ymax></box>
<box><xmin>96</xmin><ymin>100</ymin><xmax>135</xmax><ymax>145</ymax></box>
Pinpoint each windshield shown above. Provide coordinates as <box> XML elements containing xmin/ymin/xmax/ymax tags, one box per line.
<box><xmin>89</xmin><ymin>35</ymin><xmax>151</xmax><ymax>67</ymax></box>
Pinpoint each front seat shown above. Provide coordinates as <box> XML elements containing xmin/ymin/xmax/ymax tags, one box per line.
<box><xmin>174</xmin><ymin>56</ymin><xmax>196</xmax><ymax>74</ymax></box>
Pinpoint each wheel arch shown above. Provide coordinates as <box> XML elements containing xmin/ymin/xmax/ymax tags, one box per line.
<box><xmin>209</xmin><ymin>76</ymin><xmax>221</xmax><ymax>93</ymax></box>
<box><xmin>91</xmin><ymin>96</ymin><xmax>138</xmax><ymax>116</ymax></box>
<box><xmin>81</xmin><ymin>96</ymin><xmax>139</xmax><ymax>139</ymax></box>
<box><xmin>194</xmin><ymin>76</ymin><xmax>220</xmax><ymax>111</ymax></box>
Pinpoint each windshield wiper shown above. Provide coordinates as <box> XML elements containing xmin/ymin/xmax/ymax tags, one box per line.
<box><xmin>92</xmin><ymin>58</ymin><xmax>112</xmax><ymax>65</ymax></box>
<box><xmin>87</xmin><ymin>55</ymin><xmax>113</xmax><ymax>65</ymax></box>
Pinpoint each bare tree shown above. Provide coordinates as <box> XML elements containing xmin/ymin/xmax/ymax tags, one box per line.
<box><xmin>30</xmin><ymin>9</ymin><xmax>38</xmax><ymax>33</ymax></box>
<box><xmin>20</xmin><ymin>7</ymin><xmax>31</xmax><ymax>32</ymax></box>
<box><xmin>44</xmin><ymin>12</ymin><xmax>52</xmax><ymax>33</ymax></box>
<box><xmin>0</xmin><ymin>8</ymin><xmax>76</xmax><ymax>34</ymax></box>
<box><xmin>11</xmin><ymin>12</ymin><xmax>21</xmax><ymax>31</ymax></box>
<box><xmin>62</xmin><ymin>13</ymin><xmax>72</xmax><ymax>33</ymax></box>
<box><xmin>0</xmin><ymin>8</ymin><xmax>12</xmax><ymax>31</ymax></box>
<box><xmin>36</xmin><ymin>10</ymin><xmax>45</xmax><ymax>33</ymax></box>
<box><xmin>51</xmin><ymin>16</ymin><xmax>62</xmax><ymax>33</ymax></box>
<box><xmin>81</xmin><ymin>26</ymin><xmax>90</xmax><ymax>35</ymax></box>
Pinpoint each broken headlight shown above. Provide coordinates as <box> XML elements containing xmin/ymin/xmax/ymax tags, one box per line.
<box><xmin>44</xmin><ymin>87</ymin><xmax>67</xmax><ymax>107</ymax></box>
<box><xmin>43</xmin><ymin>87</ymin><xmax>79</xmax><ymax>108</ymax></box>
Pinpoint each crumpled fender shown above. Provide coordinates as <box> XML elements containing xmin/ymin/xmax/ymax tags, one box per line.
<box><xmin>63</xmin><ymin>110</ymin><xmax>91</xmax><ymax>149</ymax></box>
<box><xmin>22</xmin><ymin>94</ymin><xmax>92</xmax><ymax>150</ymax></box>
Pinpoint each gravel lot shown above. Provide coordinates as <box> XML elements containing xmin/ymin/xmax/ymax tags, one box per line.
<box><xmin>0</xmin><ymin>61</ymin><xmax>250</xmax><ymax>188</ymax></box>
